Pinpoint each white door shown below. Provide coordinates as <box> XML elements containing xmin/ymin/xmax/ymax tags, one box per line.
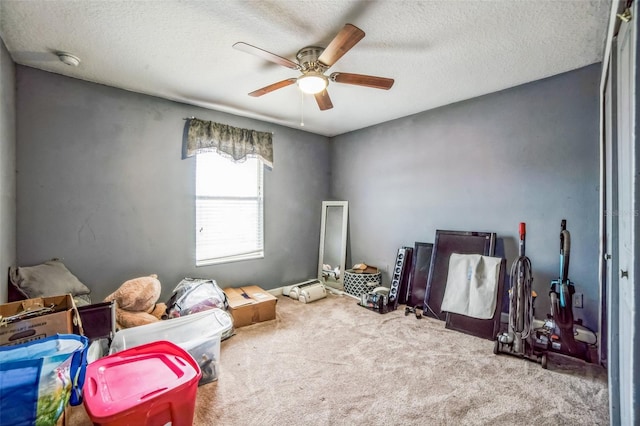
<box><xmin>604</xmin><ymin>39</ymin><xmax>617</xmax><ymax>373</ymax></box>
<box><xmin>614</xmin><ymin>3</ymin><xmax>637</xmax><ymax>424</ymax></box>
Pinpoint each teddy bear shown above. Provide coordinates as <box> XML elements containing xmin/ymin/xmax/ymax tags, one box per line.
<box><xmin>104</xmin><ymin>274</ymin><xmax>167</xmax><ymax>329</ymax></box>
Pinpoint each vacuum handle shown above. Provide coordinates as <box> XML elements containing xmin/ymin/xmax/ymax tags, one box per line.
<box><xmin>560</xmin><ymin>228</ymin><xmax>571</xmax><ymax>282</ymax></box>
<box><xmin>518</xmin><ymin>222</ymin><xmax>526</xmax><ymax>257</ymax></box>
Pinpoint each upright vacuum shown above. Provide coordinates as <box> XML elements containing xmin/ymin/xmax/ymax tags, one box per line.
<box><xmin>495</xmin><ymin>223</ymin><xmax>547</xmax><ymax>367</ymax></box>
<box><xmin>539</xmin><ymin>219</ymin><xmax>591</xmax><ymax>363</ymax></box>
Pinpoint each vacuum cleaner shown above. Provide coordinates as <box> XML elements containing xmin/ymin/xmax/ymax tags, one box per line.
<box><xmin>536</xmin><ymin>219</ymin><xmax>591</xmax><ymax>363</ymax></box>
<box><xmin>495</xmin><ymin>223</ymin><xmax>548</xmax><ymax>367</ymax></box>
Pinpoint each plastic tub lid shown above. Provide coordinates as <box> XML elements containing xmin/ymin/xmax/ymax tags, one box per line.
<box><xmin>84</xmin><ymin>340</ymin><xmax>200</xmax><ymax>419</ymax></box>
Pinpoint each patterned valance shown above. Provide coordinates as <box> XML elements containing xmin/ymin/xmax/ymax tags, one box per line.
<box><xmin>182</xmin><ymin>118</ymin><xmax>273</xmax><ymax>168</ymax></box>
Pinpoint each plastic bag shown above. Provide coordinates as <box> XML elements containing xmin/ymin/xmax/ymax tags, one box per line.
<box><xmin>165</xmin><ymin>278</ymin><xmax>228</xmax><ymax>319</ymax></box>
<box><xmin>0</xmin><ymin>333</ymin><xmax>88</xmax><ymax>426</ymax></box>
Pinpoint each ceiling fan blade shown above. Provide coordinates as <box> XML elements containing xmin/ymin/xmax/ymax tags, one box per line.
<box><xmin>248</xmin><ymin>78</ymin><xmax>297</xmax><ymax>97</ymax></box>
<box><xmin>314</xmin><ymin>90</ymin><xmax>333</xmax><ymax>111</ymax></box>
<box><xmin>318</xmin><ymin>23</ymin><xmax>365</xmax><ymax>67</ymax></box>
<box><xmin>330</xmin><ymin>72</ymin><xmax>394</xmax><ymax>90</ymax></box>
<box><xmin>233</xmin><ymin>42</ymin><xmax>300</xmax><ymax>70</ymax></box>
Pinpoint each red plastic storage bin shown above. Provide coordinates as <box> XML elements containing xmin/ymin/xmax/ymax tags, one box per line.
<box><xmin>83</xmin><ymin>340</ymin><xmax>202</xmax><ymax>426</ymax></box>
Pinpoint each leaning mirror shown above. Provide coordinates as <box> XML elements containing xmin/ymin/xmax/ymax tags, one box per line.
<box><xmin>318</xmin><ymin>201</ymin><xmax>348</xmax><ymax>289</ymax></box>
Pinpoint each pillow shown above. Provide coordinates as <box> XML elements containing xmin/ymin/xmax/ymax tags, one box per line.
<box><xmin>73</xmin><ymin>293</ymin><xmax>92</xmax><ymax>306</ymax></box>
<box><xmin>9</xmin><ymin>259</ymin><xmax>91</xmax><ymax>299</ymax></box>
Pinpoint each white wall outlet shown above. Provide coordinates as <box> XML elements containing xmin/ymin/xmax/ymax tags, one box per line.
<box><xmin>574</xmin><ymin>293</ymin><xmax>583</xmax><ymax>308</ymax></box>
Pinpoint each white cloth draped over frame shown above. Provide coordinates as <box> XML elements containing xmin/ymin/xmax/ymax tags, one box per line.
<box><xmin>440</xmin><ymin>253</ymin><xmax>502</xmax><ymax>319</ymax></box>
<box><xmin>182</xmin><ymin>118</ymin><xmax>273</xmax><ymax>168</ymax></box>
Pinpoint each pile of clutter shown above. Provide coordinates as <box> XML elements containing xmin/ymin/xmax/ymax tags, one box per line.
<box><xmin>351</xmin><ymin>263</ymin><xmax>379</xmax><ymax>274</ymax></box>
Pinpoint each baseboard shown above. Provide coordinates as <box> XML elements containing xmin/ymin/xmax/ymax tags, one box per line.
<box><xmin>267</xmin><ymin>286</ymin><xmax>284</xmax><ymax>296</ymax></box>
<box><xmin>268</xmin><ymin>282</ymin><xmax>359</xmax><ymax>301</ymax></box>
<box><xmin>268</xmin><ymin>279</ymin><xmax>319</xmax><ymax>297</ymax></box>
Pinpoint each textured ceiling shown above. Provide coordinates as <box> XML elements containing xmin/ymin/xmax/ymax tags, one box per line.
<box><xmin>0</xmin><ymin>0</ymin><xmax>611</xmax><ymax>137</ymax></box>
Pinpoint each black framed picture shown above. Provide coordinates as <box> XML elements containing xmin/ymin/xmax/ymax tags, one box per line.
<box><xmin>423</xmin><ymin>230</ymin><xmax>496</xmax><ymax>320</ymax></box>
<box><xmin>407</xmin><ymin>242</ymin><xmax>434</xmax><ymax>309</ymax></box>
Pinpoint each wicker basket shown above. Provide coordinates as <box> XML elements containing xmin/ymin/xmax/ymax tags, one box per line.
<box><xmin>343</xmin><ymin>269</ymin><xmax>382</xmax><ymax>297</ymax></box>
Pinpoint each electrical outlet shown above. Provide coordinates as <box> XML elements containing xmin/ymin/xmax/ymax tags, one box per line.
<box><xmin>574</xmin><ymin>293</ymin><xmax>583</xmax><ymax>309</ymax></box>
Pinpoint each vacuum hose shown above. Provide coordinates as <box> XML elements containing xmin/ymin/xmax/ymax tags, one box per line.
<box><xmin>509</xmin><ymin>223</ymin><xmax>534</xmax><ymax>347</ymax></box>
<box><xmin>509</xmin><ymin>256</ymin><xmax>534</xmax><ymax>340</ymax></box>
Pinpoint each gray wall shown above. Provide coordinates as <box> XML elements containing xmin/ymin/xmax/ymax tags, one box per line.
<box><xmin>16</xmin><ymin>66</ymin><xmax>330</xmax><ymax>302</ymax></box>
<box><xmin>0</xmin><ymin>40</ymin><xmax>16</xmax><ymax>303</ymax></box>
<box><xmin>14</xmin><ymin>63</ymin><xmax>602</xmax><ymax>329</ymax></box>
<box><xmin>331</xmin><ymin>64</ymin><xmax>601</xmax><ymax>329</ymax></box>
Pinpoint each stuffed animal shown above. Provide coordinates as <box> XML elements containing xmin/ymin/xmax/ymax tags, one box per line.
<box><xmin>104</xmin><ymin>274</ymin><xmax>167</xmax><ymax>329</ymax></box>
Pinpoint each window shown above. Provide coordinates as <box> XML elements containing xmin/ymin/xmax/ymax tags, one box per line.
<box><xmin>195</xmin><ymin>152</ymin><xmax>264</xmax><ymax>265</ymax></box>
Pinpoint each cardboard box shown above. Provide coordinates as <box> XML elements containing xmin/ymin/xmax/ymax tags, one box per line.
<box><xmin>0</xmin><ymin>294</ymin><xmax>79</xmax><ymax>346</ymax></box>
<box><xmin>223</xmin><ymin>286</ymin><xmax>277</xmax><ymax>328</ymax></box>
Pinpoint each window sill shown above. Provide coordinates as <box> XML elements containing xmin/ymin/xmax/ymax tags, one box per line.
<box><xmin>196</xmin><ymin>251</ymin><xmax>264</xmax><ymax>267</ymax></box>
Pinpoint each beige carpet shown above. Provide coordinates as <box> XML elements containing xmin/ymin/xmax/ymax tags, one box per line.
<box><xmin>69</xmin><ymin>293</ymin><xmax>609</xmax><ymax>425</ymax></box>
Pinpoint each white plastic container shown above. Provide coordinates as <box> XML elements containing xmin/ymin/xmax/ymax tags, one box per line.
<box><xmin>109</xmin><ymin>308</ymin><xmax>233</xmax><ymax>384</ymax></box>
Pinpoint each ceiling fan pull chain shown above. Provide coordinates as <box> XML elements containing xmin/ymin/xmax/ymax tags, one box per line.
<box><xmin>300</xmin><ymin>91</ymin><xmax>305</xmax><ymax>127</ymax></box>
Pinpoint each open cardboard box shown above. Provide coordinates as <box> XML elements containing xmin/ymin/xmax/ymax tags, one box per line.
<box><xmin>0</xmin><ymin>294</ymin><xmax>79</xmax><ymax>346</ymax></box>
<box><xmin>223</xmin><ymin>286</ymin><xmax>277</xmax><ymax>328</ymax></box>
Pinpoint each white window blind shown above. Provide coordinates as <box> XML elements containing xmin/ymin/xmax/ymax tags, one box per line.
<box><xmin>195</xmin><ymin>152</ymin><xmax>264</xmax><ymax>265</ymax></box>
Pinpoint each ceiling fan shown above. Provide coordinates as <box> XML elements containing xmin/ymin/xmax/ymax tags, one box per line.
<box><xmin>233</xmin><ymin>23</ymin><xmax>394</xmax><ymax>111</ymax></box>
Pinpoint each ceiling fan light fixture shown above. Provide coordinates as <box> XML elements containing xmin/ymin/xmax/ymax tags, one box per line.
<box><xmin>297</xmin><ymin>73</ymin><xmax>328</xmax><ymax>94</ymax></box>
<box><xmin>235</xmin><ymin>24</ymin><xmax>390</xmax><ymax>111</ymax></box>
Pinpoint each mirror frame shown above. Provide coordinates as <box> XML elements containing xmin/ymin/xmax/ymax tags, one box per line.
<box><xmin>318</xmin><ymin>201</ymin><xmax>349</xmax><ymax>286</ymax></box>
